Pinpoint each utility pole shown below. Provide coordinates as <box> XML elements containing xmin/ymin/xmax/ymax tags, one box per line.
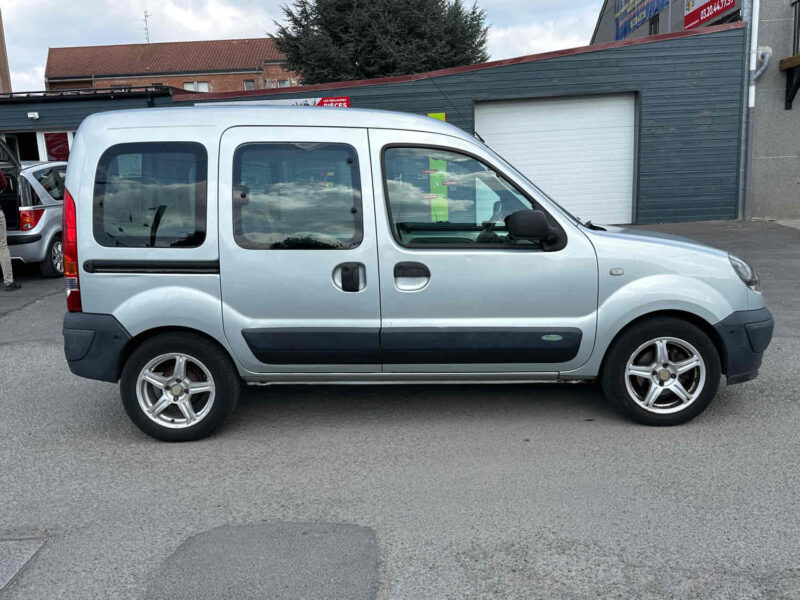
<box><xmin>143</xmin><ymin>10</ymin><xmax>154</xmax><ymax>43</ymax></box>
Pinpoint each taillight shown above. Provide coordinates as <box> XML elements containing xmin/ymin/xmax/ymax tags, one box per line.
<box><xmin>19</xmin><ymin>208</ymin><xmax>44</xmax><ymax>230</ymax></box>
<box><xmin>63</xmin><ymin>189</ymin><xmax>82</xmax><ymax>312</ymax></box>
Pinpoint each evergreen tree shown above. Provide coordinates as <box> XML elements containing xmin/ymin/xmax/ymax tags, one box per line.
<box><xmin>274</xmin><ymin>0</ymin><xmax>489</xmax><ymax>84</ymax></box>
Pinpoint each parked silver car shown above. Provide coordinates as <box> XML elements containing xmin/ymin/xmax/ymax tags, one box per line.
<box><xmin>62</xmin><ymin>107</ymin><xmax>773</xmax><ymax>441</ymax></box>
<box><xmin>0</xmin><ymin>139</ymin><xmax>67</xmax><ymax>277</ymax></box>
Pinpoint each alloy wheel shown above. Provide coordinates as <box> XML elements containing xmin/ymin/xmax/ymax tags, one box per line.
<box><xmin>624</xmin><ymin>337</ymin><xmax>706</xmax><ymax>414</ymax></box>
<box><xmin>52</xmin><ymin>240</ymin><xmax>63</xmax><ymax>274</ymax></box>
<box><xmin>136</xmin><ymin>353</ymin><xmax>216</xmax><ymax>429</ymax></box>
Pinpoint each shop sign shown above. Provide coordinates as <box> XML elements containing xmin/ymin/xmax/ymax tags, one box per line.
<box><xmin>684</xmin><ymin>0</ymin><xmax>736</xmax><ymax>30</ymax></box>
<box><xmin>203</xmin><ymin>96</ymin><xmax>351</xmax><ymax>107</ymax></box>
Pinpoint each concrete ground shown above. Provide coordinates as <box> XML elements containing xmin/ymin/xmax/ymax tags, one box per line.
<box><xmin>0</xmin><ymin>221</ymin><xmax>798</xmax><ymax>599</ymax></box>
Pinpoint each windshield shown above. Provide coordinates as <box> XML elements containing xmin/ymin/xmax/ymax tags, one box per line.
<box><xmin>476</xmin><ymin>137</ymin><xmax>583</xmax><ymax>225</ymax></box>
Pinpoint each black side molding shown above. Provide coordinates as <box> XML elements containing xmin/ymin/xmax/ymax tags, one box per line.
<box><xmin>83</xmin><ymin>259</ymin><xmax>220</xmax><ymax>274</ymax></box>
<box><xmin>381</xmin><ymin>328</ymin><xmax>582</xmax><ymax>364</ymax></box>
<box><xmin>242</xmin><ymin>327</ymin><xmax>581</xmax><ymax>365</ymax></box>
<box><xmin>7</xmin><ymin>234</ymin><xmax>42</xmax><ymax>246</ymax></box>
<box><xmin>242</xmin><ymin>328</ymin><xmax>380</xmax><ymax>365</ymax></box>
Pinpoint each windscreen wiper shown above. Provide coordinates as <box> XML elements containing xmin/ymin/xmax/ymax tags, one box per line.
<box><xmin>581</xmin><ymin>220</ymin><xmax>607</xmax><ymax>231</ymax></box>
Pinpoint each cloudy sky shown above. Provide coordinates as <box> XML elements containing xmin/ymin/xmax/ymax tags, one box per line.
<box><xmin>2</xmin><ymin>0</ymin><xmax>603</xmax><ymax>92</ymax></box>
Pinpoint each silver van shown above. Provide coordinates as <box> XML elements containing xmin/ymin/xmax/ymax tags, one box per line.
<box><xmin>62</xmin><ymin>107</ymin><xmax>773</xmax><ymax>441</ymax></box>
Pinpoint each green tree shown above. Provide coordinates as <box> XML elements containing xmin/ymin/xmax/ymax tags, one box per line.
<box><xmin>274</xmin><ymin>0</ymin><xmax>489</xmax><ymax>84</ymax></box>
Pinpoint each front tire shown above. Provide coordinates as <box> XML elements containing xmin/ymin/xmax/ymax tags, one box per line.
<box><xmin>601</xmin><ymin>317</ymin><xmax>721</xmax><ymax>426</ymax></box>
<box><xmin>120</xmin><ymin>332</ymin><xmax>241</xmax><ymax>441</ymax></box>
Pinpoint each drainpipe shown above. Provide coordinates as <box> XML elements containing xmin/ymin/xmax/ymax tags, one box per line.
<box><xmin>741</xmin><ymin>0</ymin><xmax>761</xmax><ymax>219</ymax></box>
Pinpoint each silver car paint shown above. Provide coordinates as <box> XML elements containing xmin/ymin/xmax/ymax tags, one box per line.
<box><xmin>68</xmin><ymin>106</ymin><xmax>756</xmax><ymax>382</ymax></box>
<box><xmin>219</xmin><ymin>126</ymin><xmax>382</xmax><ymax>374</ymax></box>
<box><xmin>368</xmin><ymin>127</ymin><xmax>599</xmax><ymax>374</ymax></box>
<box><xmin>8</xmin><ymin>162</ymin><xmax>66</xmax><ymax>264</ymax></box>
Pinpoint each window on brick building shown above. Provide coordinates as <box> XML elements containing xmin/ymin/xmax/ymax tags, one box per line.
<box><xmin>183</xmin><ymin>81</ymin><xmax>210</xmax><ymax>93</ymax></box>
<box><xmin>244</xmin><ymin>80</ymin><xmax>256</xmax><ymax>91</ymax></box>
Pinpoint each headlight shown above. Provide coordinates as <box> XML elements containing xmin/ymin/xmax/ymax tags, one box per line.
<box><xmin>729</xmin><ymin>254</ymin><xmax>760</xmax><ymax>292</ymax></box>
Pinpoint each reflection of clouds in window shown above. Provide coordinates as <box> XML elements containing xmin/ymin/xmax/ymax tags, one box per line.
<box><xmin>99</xmin><ymin>180</ymin><xmax>203</xmax><ymax>246</ymax></box>
<box><xmin>233</xmin><ymin>143</ymin><xmax>362</xmax><ymax>250</ymax></box>
<box><xmin>240</xmin><ymin>183</ymin><xmax>358</xmax><ymax>244</ymax></box>
<box><xmin>93</xmin><ymin>143</ymin><xmax>207</xmax><ymax>248</ymax></box>
<box><xmin>386</xmin><ymin>179</ymin><xmax>473</xmax><ymax>219</ymax></box>
<box><xmin>384</xmin><ymin>146</ymin><xmax>535</xmax><ymax>246</ymax></box>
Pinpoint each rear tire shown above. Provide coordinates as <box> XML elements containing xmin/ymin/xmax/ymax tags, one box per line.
<box><xmin>120</xmin><ymin>332</ymin><xmax>241</xmax><ymax>441</ymax></box>
<box><xmin>39</xmin><ymin>234</ymin><xmax>63</xmax><ymax>278</ymax></box>
<box><xmin>601</xmin><ymin>317</ymin><xmax>721</xmax><ymax>426</ymax></box>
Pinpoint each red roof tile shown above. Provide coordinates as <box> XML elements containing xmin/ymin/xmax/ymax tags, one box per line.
<box><xmin>46</xmin><ymin>38</ymin><xmax>284</xmax><ymax>79</ymax></box>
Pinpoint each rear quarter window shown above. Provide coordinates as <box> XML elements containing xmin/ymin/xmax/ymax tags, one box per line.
<box><xmin>93</xmin><ymin>142</ymin><xmax>207</xmax><ymax>248</ymax></box>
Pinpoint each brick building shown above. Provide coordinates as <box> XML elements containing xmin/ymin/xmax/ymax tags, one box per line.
<box><xmin>44</xmin><ymin>38</ymin><xmax>298</xmax><ymax>93</ymax></box>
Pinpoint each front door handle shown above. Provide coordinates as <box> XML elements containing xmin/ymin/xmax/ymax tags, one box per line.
<box><xmin>393</xmin><ymin>262</ymin><xmax>430</xmax><ymax>292</ymax></box>
<box><xmin>394</xmin><ymin>262</ymin><xmax>430</xmax><ymax>278</ymax></box>
<box><xmin>336</xmin><ymin>262</ymin><xmax>363</xmax><ymax>292</ymax></box>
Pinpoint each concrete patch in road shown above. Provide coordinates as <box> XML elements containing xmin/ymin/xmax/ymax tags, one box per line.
<box><xmin>0</xmin><ymin>538</ymin><xmax>46</xmax><ymax>590</ymax></box>
<box><xmin>146</xmin><ymin>522</ymin><xmax>379</xmax><ymax>600</ymax></box>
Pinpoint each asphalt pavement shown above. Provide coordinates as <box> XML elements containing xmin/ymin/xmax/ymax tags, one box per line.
<box><xmin>0</xmin><ymin>220</ymin><xmax>799</xmax><ymax>599</ymax></box>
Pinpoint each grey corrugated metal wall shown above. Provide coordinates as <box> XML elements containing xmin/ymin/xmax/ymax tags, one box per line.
<box><xmin>0</xmin><ymin>94</ymin><xmax>173</xmax><ymax>132</ymax></box>
<box><xmin>192</xmin><ymin>27</ymin><xmax>747</xmax><ymax>224</ymax></box>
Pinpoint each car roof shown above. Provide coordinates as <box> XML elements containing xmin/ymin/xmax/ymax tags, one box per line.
<box><xmin>79</xmin><ymin>105</ymin><xmax>475</xmax><ymax>142</ymax></box>
<box><xmin>21</xmin><ymin>161</ymin><xmax>67</xmax><ymax>171</ymax></box>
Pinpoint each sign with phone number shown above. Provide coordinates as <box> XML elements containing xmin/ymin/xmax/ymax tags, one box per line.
<box><xmin>615</xmin><ymin>0</ymin><xmax>669</xmax><ymax>40</ymax></box>
<box><xmin>684</xmin><ymin>0</ymin><xmax>736</xmax><ymax>30</ymax></box>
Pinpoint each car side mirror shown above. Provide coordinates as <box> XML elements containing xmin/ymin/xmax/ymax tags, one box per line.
<box><xmin>504</xmin><ymin>209</ymin><xmax>555</xmax><ymax>239</ymax></box>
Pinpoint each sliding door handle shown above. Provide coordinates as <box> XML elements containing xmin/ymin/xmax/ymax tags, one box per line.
<box><xmin>335</xmin><ymin>262</ymin><xmax>364</xmax><ymax>292</ymax></box>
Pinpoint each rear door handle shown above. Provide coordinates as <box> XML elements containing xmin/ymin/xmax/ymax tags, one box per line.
<box><xmin>394</xmin><ymin>262</ymin><xmax>430</xmax><ymax>278</ymax></box>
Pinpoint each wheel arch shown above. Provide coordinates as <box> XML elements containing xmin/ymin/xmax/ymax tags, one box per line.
<box><xmin>598</xmin><ymin>309</ymin><xmax>726</xmax><ymax>378</ymax></box>
<box><xmin>118</xmin><ymin>326</ymin><xmax>239</xmax><ymax>381</ymax></box>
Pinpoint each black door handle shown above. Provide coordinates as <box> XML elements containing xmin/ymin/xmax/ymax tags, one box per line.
<box><xmin>394</xmin><ymin>262</ymin><xmax>430</xmax><ymax>278</ymax></box>
<box><xmin>339</xmin><ymin>262</ymin><xmax>361</xmax><ymax>292</ymax></box>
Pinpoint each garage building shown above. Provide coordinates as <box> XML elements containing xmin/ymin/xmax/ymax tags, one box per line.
<box><xmin>182</xmin><ymin>23</ymin><xmax>747</xmax><ymax>225</ymax></box>
<box><xmin>0</xmin><ymin>24</ymin><xmax>747</xmax><ymax>225</ymax></box>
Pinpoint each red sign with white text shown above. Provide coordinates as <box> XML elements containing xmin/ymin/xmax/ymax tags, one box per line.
<box><xmin>317</xmin><ymin>97</ymin><xmax>351</xmax><ymax>107</ymax></box>
<box><xmin>684</xmin><ymin>0</ymin><xmax>735</xmax><ymax>30</ymax></box>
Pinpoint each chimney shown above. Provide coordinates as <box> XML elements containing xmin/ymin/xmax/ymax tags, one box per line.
<box><xmin>0</xmin><ymin>9</ymin><xmax>11</xmax><ymax>93</ymax></box>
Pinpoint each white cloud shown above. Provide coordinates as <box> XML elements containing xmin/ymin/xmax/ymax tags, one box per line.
<box><xmin>10</xmin><ymin>67</ymin><xmax>45</xmax><ymax>93</ymax></box>
<box><xmin>156</xmin><ymin>0</ymin><xmax>280</xmax><ymax>40</ymax></box>
<box><xmin>487</xmin><ymin>7</ymin><xmax>599</xmax><ymax>60</ymax></box>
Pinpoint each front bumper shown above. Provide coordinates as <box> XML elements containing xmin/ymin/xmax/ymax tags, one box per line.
<box><xmin>714</xmin><ymin>307</ymin><xmax>774</xmax><ymax>385</ymax></box>
<box><xmin>63</xmin><ymin>313</ymin><xmax>131</xmax><ymax>383</ymax></box>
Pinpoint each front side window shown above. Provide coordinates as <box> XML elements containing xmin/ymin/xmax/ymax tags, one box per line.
<box><xmin>233</xmin><ymin>143</ymin><xmax>362</xmax><ymax>250</ymax></box>
<box><xmin>93</xmin><ymin>142</ymin><xmax>207</xmax><ymax>248</ymax></box>
<box><xmin>383</xmin><ymin>146</ymin><xmax>538</xmax><ymax>247</ymax></box>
